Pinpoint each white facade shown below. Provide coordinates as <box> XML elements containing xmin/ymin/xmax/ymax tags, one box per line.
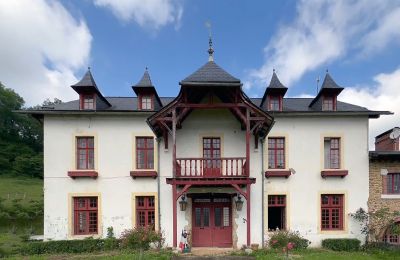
<box><xmin>43</xmin><ymin>110</ymin><xmax>369</xmax><ymax>247</ymax></box>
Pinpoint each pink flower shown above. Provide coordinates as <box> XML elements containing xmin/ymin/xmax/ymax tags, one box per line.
<box><xmin>271</xmin><ymin>240</ymin><xmax>278</xmax><ymax>245</ymax></box>
<box><xmin>287</xmin><ymin>242</ymin><xmax>295</xmax><ymax>250</ymax></box>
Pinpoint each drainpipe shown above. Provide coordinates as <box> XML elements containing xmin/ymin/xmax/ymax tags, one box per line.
<box><xmin>261</xmin><ymin>138</ymin><xmax>265</xmax><ymax>248</ymax></box>
<box><xmin>157</xmin><ymin>137</ymin><xmax>161</xmax><ymax>231</ymax></box>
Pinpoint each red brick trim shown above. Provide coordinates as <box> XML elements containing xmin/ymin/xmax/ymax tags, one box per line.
<box><xmin>130</xmin><ymin>171</ymin><xmax>158</xmax><ymax>179</ymax></box>
<box><xmin>321</xmin><ymin>170</ymin><xmax>348</xmax><ymax>178</ymax></box>
<box><xmin>265</xmin><ymin>170</ymin><xmax>291</xmax><ymax>178</ymax></box>
<box><xmin>68</xmin><ymin>171</ymin><xmax>98</xmax><ymax>179</ymax></box>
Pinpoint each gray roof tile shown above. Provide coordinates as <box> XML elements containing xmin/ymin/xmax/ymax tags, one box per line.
<box><xmin>134</xmin><ymin>70</ymin><xmax>153</xmax><ymax>87</ymax></box>
<box><xmin>181</xmin><ymin>61</ymin><xmax>240</xmax><ymax>83</ymax></box>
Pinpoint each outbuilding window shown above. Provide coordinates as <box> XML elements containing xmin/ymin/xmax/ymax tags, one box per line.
<box><xmin>76</xmin><ymin>137</ymin><xmax>94</xmax><ymax>170</ymax></box>
<box><xmin>383</xmin><ymin>173</ymin><xmax>400</xmax><ymax>194</ymax></box>
<box><xmin>73</xmin><ymin>197</ymin><xmax>98</xmax><ymax>235</ymax></box>
<box><xmin>324</xmin><ymin>137</ymin><xmax>340</xmax><ymax>169</ymax></box>
<box><xmin>321</xmin><ymin>194</ymin><xmax>344</xmax><ymax>230</ymax></box>
<box><xmin>268</xmin><ymin>137</ymin><xmax>285</xmax><ymax>169</ymax></box>
<box><xmin>136</xmin><ymin>196</ymin><xmax>155</xmax><ymax>229</ymax></box>
<box><xmin>383</xmin><ymin>222</ymin><xmax>400</xmax><ymax>245</ymax></box>
<box><xmin>136</xmin><ymin>137</ymin><xmax>154</xmax><ymax>169</ymax></box>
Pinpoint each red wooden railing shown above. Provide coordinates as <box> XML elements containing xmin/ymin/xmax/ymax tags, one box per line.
<box><xmin>175</xmin><ymin>157</ymin><xmax>247</xmax><ymax>177</ymax></box>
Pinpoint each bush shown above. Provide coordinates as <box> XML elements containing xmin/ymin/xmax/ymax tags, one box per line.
<box><xmin>268</xmin><ymin>230</ymin><xmax>310</xmax><ymax>249</ymax></box>
<box><xmin>322</xmin><ymin>238</ymin><xmax>361</xmax><ymax>251</ymax></box>
<box><xmin>20</xmin><ymin>238</ymin><xmax>119</xmax><ymax>255</ymax></box>
<box><xmin>120</xmin><ymin>227</ymin><xmax>164</xmax><ymax>250</ymax></box>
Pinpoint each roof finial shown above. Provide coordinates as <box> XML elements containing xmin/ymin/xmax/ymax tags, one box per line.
<box><xmin>273</xmin><ymin>68</ymin><xmax>276</xmax><ymax>73</ymax></box>
<box><xmin>88</xmin><ymin>66</ymin><xmax>91</xmax><ymax>71</ymax></box>
<box><xmin>326</xmin><ymin>68</ymin><xmax>329</xmax><ymax>73</ymax></box>
<box><xmin>145</xmin><ymin>66</ymin><xmax>148</xmax><ymax>71</ymax></box>
<box><xmin>205</xmin><ymin>21</ymin><xmax>214</xmax><ymax>62</ymax></box>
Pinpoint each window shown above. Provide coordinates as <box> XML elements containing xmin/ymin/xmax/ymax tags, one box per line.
<box><xmin>140</xmin><ymin>95</ymin><xmax>153</xmax><ymax>110</ymax></box>
<box><xmin>321</xmin><ymin>194</ymin><xmax>344</xmax><ymax>230</ymax></box>
<box><xmin>203</xmin><ymin>137</ymin><xmax>221</xmax><ymax>169</ymax></box>
<box><xmin>324</xmin><ymin>137</ymin><xmax>340</xmax><ymax>169</ymax></box>
<box><xmin>384</xmin><ymin>173</ymin><xmax>400</xmax><ymax>194</ymax></box>
<box><xmin>76</xmin><ymin>137</ymin><xmax>94</xmax><ymax>170</ymax></box>
<box><xmin>73</xmin><ymin>197</ymin><xmax>98</xmax><ymax>235</ymax></box>
<box><xmin>268</xmin><ymin>195</ymin><xmax>286</xmax><ymax>231</ymax></box>
<box><xmin>136</xmin><ymin>196</ymin><xmax>155</xmax><ymax>229</ymax></box>
<box><xmin>323</xmin><ymin>96</ymin><xmax>335</xmax><ymax>111</ymax></box>
<box><xmin>268</xmin><ymin>96</ymin><xmax>281</xmax><ymax>111</ymax></box>
<box><xmin>383</xmin><ymin>222</ymin><xmax>400</xmax><ymax>245</ymax></box>
<box><xmin>268</xmin><ymin>137</ymin><xmax>285</xmax><ymax>169</ymax></box>
<box><xmin>136</xmin><ymin>137</ymin><xmax>154</xmax><ymax>169</ymax></box>
<box><xmin>81</xmin><ymin>94</ymin><xmax>95</xmax><ymax>110</ymax></box>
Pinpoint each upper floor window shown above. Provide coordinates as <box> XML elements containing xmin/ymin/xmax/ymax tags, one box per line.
<box><xmin>73</xmin><ymin>197</ymin><xmax>98</xmax><ymax>235</ymax></box>
<box><xmin>136</xmin><ymin>137</ymin><xmax>154</xmax><ymax>169</ymax></box>
<box><xmin>268</xmin><ymin>137</ymin><xmax>285</xmax><ymax>169</ymax></box>
<box><xmin>136</xmin><ymin>196</ymin><xmax>155</xmax><ymax>229</ymax></box>
<box><xmin>384</xmin><ymin>173</ymin><xmax>400</xmax><ymax>194</ymax></box>
<box><xmin>81</xmin><ymin>94</ymin><xmax>95</xmax><ymax>110</ymax></box>
<box><xmin>76</xmin><ymin>137</ymin><xmax>94</xmax><ymax>170</ymax></box>
<box><xmin>321</xmin><ymin>194</ymin><xmax>344</xmax><ymax>230</ymax></box>
<box><xmin>324</xmin><ymin>137</ymin><xmax>340</xmax><ymax>169</ymax></box>
<box><xmin>322</xmin><ymin>96</ymin><xmax>335</xmax><ymax>111</ymax></box>
<box><xmin>140</xmin><ymin>95</ymin><xmax>153</xmax><ymax>110</ymax></box>
<box><xmin>268</xmin><ymin>96</ymin><xmax>281</xmax><ymax>111</ymax></box>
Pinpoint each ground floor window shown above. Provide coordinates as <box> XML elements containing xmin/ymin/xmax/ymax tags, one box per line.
<box><xmin>268</xmin><ymin>195</ymin><xmax>286</xmax><ymax>231</ymax></box>
<box><xmin>136</xmin><ymin>196</ymin><xmax>155</xmax><ymax>229</ymax></box>
<box><xmin>383</xmin><ymin>222</ymin><xmax>400</xmax><ymax>245</ymax></box>
<box><xmin>321</xmin><ymin>194</ymin><xmax>344</xmax><ymax>230</ymax></box>
<box><xmin>73</xmin><ymin>197</ymin><xmax>98</xmax><ymax>235</ymax></box>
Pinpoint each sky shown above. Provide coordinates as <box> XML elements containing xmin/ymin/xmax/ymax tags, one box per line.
<box><xmin>0</xmin><ymin>0</ymin><xmax>400</xmax><ymax>147</ymax></box>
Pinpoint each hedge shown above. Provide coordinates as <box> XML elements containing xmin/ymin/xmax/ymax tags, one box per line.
<box><xmin>20</xmin><ymin>238</ymin><xmax>119</xmax><ymax>255</ymax></box>
<box><xmin>322</xmin><ymin>238</ymin><xmax>361</xmax><ymax>251</ymax></box>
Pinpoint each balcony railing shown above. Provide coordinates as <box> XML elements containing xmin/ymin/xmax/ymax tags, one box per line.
<box><xmin>176</xmin><ymin>157</ymin><xmax>247</xmax><ymax>177</ymax></box>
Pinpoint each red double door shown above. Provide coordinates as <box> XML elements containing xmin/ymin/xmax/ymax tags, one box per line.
<box><xmin>192</xmin><ymin>198</ymin><xmax>232</xmax><ymax>247</ymax></box>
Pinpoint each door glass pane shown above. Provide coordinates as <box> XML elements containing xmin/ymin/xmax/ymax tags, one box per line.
<box><xmin>215</xmin><ymin>208</ymin><xmax>222</xmax><ymax>227</ymax></box>
<box><xmin>223</xmin><ymin>207</ymin><xmax>230</xmax><ymax>227</ymax></box>
<box><xmin>195</xmin><ymin>208</ymin><xmax>201</xmax><ymax>227</ymax></box>
<box><xmin>203</xmin><ymin>208</ymin><xmax>210</xmax><ymax>227</ymax></box>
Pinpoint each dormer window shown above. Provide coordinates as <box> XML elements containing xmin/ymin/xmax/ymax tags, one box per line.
<box><xmin>322</xmin><ymin>96</ymin><xmax>336</xmax><ymax>111</ymax></box>
<box><xmin>268</xmin><ymin>96</ymin><xmax>281</xmax><ymax>111</ymax></box>
<box><xmin>81</xmin><ymin>94</ymin><xmax>95</xmax><ymax>110</ymax></box>
<box><xmin>140</xmin><ymin>95</ymin><xmax>153</xmax><ymax>110</ymax></box>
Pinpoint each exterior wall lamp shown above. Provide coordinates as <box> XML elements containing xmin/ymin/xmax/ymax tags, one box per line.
<box><xmin>235</xmin><ymin>194</ymin><xmax>243</xmax><ymax>211</ymax></box>
<box><xmin>179</xmin><ymin>194</ymin><xmax>187</xmax><ymax>211</ymax></box>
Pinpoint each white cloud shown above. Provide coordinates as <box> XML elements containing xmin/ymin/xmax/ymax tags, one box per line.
<box><xmin>0</xmin><ymin>0</ymin><xmax>92</xmax><ymax>106</ymax></box>
<box><xmin>249</xmin><ymin>0</ymin><xmax>400</xmax><ymax>90</ymax></box>
<box><xmin>339</xmin><ymin>68</ymin><xmax>400</xmax><ymax>149</ymax></box>
<box><xmin>93</xmin><ymin>0</ymin><xmax>183</xmax><ymax>30</ymax></box>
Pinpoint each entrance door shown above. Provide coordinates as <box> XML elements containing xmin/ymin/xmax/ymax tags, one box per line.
<box><xmin>192</xmin><ymin>198</ymin><xmax>232</xmax><ymax>247</ymax></box>
<box><xmin>203</xmin><ymin>137</ymin><xmax>221</xmax><ymax>177</ymax></box>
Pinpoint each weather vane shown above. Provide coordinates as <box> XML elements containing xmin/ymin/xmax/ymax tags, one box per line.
<box><xmin>205</xmin><ymin>21</ymin><xmax>214</xmax><ymax>61</ymax></box>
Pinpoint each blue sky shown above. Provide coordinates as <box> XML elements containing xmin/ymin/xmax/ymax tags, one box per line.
<box><xmin>0</xmin><ymin>0</ymin><xmax>400</xmax><ymax>144</ymax></box>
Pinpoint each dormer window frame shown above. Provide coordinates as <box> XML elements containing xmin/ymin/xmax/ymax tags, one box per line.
<box><xmin>322</xmin><ymin>95</ymin><xmax>336</xmax><ymax>111</ymax></box>
<box><xmin>139</xmin><ymin>94</ymin><xmax>154</xmax><ymax>110</ymax></box>
<box><xmin>80</xmin><ymin>94</ymin><xmax>96</xmax><ymax>110</ymax></box>
<box><xmin>267</xmin><ymin>95</ymin><xmax>282</xmax><ymax>111</ymax></box>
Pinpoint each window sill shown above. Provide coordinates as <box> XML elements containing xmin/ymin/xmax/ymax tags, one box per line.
<box><xmin>265</xmin><ymin>170</ymin><xmax>291</xmax><ymax>178</ymax></box>
<box><xmin>69</xmin><ymin>233</ymin><xmax>100</xmax><ymax>239</ymax></box>
<box><xmin>68</xmin><ymin>171</ymin><xmax>98</xmax><ymax>179</ymax></box>
<box><xmin>321</xmin><ymin>170</ymin><xmax>348</xmax><ymax>178</ymax></box>
<box><xmin>381</xmin><ymin>194</ymin><xmax>400</xmax><ymax>199</ymax></box>
<box><xmin>130</xmin><ymin>171</ymin><xmax>158</xmax><ymax>179</ymax></box>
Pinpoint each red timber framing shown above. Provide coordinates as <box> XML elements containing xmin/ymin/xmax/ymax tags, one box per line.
<box><xmin>148</xmin><ymin>85</ymin><xmax>274</xmax><ymax>247</ymax></box>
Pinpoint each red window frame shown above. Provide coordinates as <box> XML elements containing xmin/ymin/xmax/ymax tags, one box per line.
<box><xmin>268</xmin><ymin>96</ymin><xmax>282</xmax><ymax>111</ymax></box>
<box><xmin>73</xmin><ymin>197</ymin><xmax>98</xmax><ymax>235</ymax></box>
<box><xmin>384</xmin><ymin>173</ymin><xmax>400</xmax><ymax>194</ymax></box>
<box><xmin>268</xmin><ymin>195</ymin><xmax>286</xmax><ymax>230</ymax></box>
<box><xmin>321</xmin><ymin>194</ymin><xmax>344</xmax><ymax>230</ymax></box>
<box><xmin>203</xmin><ymin>137</ymin><xmax>221</xmax><ymax>168</ymax></box>
<box><xmin>268</xmin><ymin>137</ymin><xmax>285</xmax><ymax>169</ymax></box>
<box><xmin>322</xmin><ymin>96</ymin><xmax>336</xmax><ymax>111</ymax></box>
<box><xmin>76</xmin><ymin>137</ymin><xmax>94</xmax><ymax>170</ymax></box>
<box><xmin>136</xmin><ymin>137</ymin><xmax>154</xmax><ymax>169</ymax></box>
<box><xmin>139</xmin><ymin>95</ymin><xmax>153</xmax><ymax>110</ymax></box>
<box><xmin>80</xmin><ymin>94</ymin><xmax>95</xmax><ymax>110</ymax></box>
<box><xmin>324</xmin><ymin>137</ymin><xmax>340</xmax><ymax>169</ymax></box>
<box><xmin>136</xmin><ymin>196</ymin><xmax>155</xmax><ymax>229</ymax></box>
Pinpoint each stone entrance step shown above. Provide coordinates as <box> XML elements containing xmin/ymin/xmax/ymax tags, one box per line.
<box><xmin>172</xmin><ymin>247</ymin><xmax>255</xmax><ymax>260</ymax></box>
<box><xmin>172</xmin><ymin>257</ymin><xmax>255</xmax><ymax>260</ymax></box>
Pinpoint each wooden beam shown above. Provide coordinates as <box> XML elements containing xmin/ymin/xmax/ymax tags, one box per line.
<box><xmin>172</xmin><ymin>109</ymin><xmax>177</xmax><ymax>177</ymax></box>
<box><xmin>177</xmin><ymin>184</ymin><xmax>192</xmax><ymax>199</ymax></box>
<box><xmin>247</xmin><ymin>184</ymin><xmax>251</xmax><ymax>246</ymax></box>
<box><xmin>172</xmin><ymin>184</ymin><xmax>177</xmax><ymax>247</ymax></box>
<box><xmin>176</xmin><ymin>103</ymin><xmax>246</xmax><ymax>108</ymax></box>
<box><xmin>246</xmin><ymin>108</ymin><xmax>250</xmax><ymax>176</ymax></box>
<box><xmin>231</xmin><ymin>184</ymin><xmax>247</xmax><ymax>199</ymax></box>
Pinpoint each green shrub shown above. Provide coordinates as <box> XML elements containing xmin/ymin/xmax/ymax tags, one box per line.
<box><xmin>322</xmin><ymin>238</ymin><xmax>361</xmax><ymax>251</ymax></box>
<box><xmin>106</xmin><ymin>226</ymin><xmax>115</xmax><ymax>239</ymax></box>
<box><xmin>0</xmin><ymin>247</ymin><xmax>8</xmax><ymax>258</ymax></box>
<box><xmin>20</xmin><ymin>238</ymin><xmax>119</xmax><ymax>255</ymax></box>
<box><xmin>268</xmin><ymin>230</ymin><xmax>310</xmax><ymax>249</ymax></box>
<box><xmin>120</xmin><ymin>227</ymin><xmax>164</xmax><ymax>250</ymax></box>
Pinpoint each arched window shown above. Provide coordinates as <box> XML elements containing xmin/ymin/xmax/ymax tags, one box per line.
<box><xmin>383</xmin><ymin>222</ymin><xmax>400</xmax><ymax>245</ymax></box>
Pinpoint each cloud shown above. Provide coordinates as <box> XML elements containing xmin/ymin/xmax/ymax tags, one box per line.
<box><xmin>249</xmin><ymin>0</ymin><xmax>400</xmax><ymax>90</ymax></box>
<box><xmin>93</xmin><ymin>0</ymin><xmax>184</xmax><ymax>30</ymax></box>
<box><xmin>0</xmin><ymin>0</ymin><xmax>92</xmax><ymax>106</ymax></box>
<box><xmin>339</xmin><ymin>68</ymin><xmax>400</xmax><ymax>149</ymax></box>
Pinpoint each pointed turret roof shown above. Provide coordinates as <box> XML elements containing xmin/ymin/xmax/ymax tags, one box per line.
<box><xmin>309</xmin><ymin>71</ymin><xmax>344</xmax><ymax>107</ymax></box>
<box><xmin>261</xmin><ymin>70</ymin><xmax>288</xmax><ymax>106</ymax></box>
<box><xmin>132</xmin><ymin>68</ymin><xmax>162</xmax><ymax>107</ymax></box>
<box><xmin>134</xmin><ymin>69</ymin><xmax>153</xmax><ymax>88</ymax></box>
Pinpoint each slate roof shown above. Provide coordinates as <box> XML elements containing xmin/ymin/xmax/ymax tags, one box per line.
<box><xmin>71</xmin><ymin>70</ymin><xmax>99</xmax><ymax>90</ymax></box>
<box><xmin>134</xmin><ymin>70</ymin><xmax>153</xmax><ymax>87</ymax></box>
<box><xmin>320</xmin><ymin>73</ymin><xmax>343</xmax><ymax>89</ymax></box>
<box><xmin>268</xmin><ymin>72</ymin><xmax>287</xmax><ymax>89</ymax></box>
<box><xmin>180</xmin><ymin>61</ymin><xmax>240</xmax><ymax>84</ymax></box>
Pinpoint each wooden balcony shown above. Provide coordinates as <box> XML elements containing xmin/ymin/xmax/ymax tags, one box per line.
<box><xmin>176</xmin><ymin>157</ymin><xmax>247</xmax><ymax>177</ymax></box>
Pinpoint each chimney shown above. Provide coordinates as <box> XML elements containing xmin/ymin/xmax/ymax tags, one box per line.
<box><xmin>375</xmin><ymin>127</ymin><xmax>400</xmax><ymax>151</ymax></box>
